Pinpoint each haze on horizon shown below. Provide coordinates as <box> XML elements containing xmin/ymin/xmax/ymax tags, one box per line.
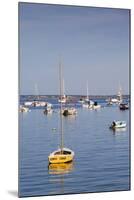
<box><xmin>19</xmin><ymin>3</ymin><xmax>130</xmax><ymax>96</ymax></box>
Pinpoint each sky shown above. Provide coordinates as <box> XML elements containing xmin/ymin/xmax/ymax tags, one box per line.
<box><xmin>19</xmin><ymin>3</ymin><xmax>130</xmax><ymax>95</ymax></box>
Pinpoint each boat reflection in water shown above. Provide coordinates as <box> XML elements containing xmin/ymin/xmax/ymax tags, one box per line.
<box><xmin>48</xmin><ymin>162</ymin><xmax>74</xmax><ymax>195</ymax></box>
<box><xmin>111</xmin><ymin>127</ymin><xmax>127</xmax><ymax>134</ymax></box>
<box><xmin>48</xmin><ymin>161</ymin><xmax>74</xmax><ymax>175</ymax></box>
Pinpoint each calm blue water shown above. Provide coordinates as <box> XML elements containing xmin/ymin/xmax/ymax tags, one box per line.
<box><xmin>19</xmin><ymin>100</ymin><xmax>130</xmax><ymax>197</ymax></box>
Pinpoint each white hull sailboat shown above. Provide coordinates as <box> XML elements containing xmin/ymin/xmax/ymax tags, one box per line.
<box><xmin>82</xmin><ymin>81</ymin><xmax>94</xmax><ymax>108</ymax></box>
<box><xmin>107</xmin><ymin>84</ymin><xmax>123</xmax><ymax>105</ymax></box>
<box><xmin>48</xmin><ymin>62</ymin><xmax>74</xmax><ymax>164</ymax></box>
<box><xmin>58</xmin><ymin>79</ymin><xmax>67</xmax><ymax>103</ymax></box>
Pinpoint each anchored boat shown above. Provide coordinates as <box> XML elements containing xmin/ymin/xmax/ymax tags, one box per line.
<box><xmin>119</xmin><ymin>103</ymin><xmax>129</xmax><ymax>110</ymax></box>
<box><xmin>62</xmin><ymin>107</ymin><xmax>77</xmax><ymax>116</ymax></box>
<box><xmin>19</xmin><ymin>105</ymin><xmax>29</xmax><ymax>113</ymax></box>
<box><xmin>48</xmin><ymin>61</ymin><xmax>74</xmax><ymax>164</ymax></box>
<box><xmin>109</xmin><ymin>120</ymin><xmax>127</xmax><ymax>129</ymax></box>
<box><xmin>58</xmin><ymin>79</ymin><xmax>67</xmax><ymax>103</ymax></box>
<box><xmin>43</xmin><ymin>103</ymin><xmax>53</xmax><ymax>114</ymax></box>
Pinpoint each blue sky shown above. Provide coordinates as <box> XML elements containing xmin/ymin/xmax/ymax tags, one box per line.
<box><xmin>19</xmin><ymin>3</ymin><xmax>130</xmax><ymax>95</ymax></box>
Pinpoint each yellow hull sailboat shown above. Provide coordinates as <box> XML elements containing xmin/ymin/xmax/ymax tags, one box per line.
<box><xmin>48</xmin><ymin>61</ymin><xmax>75</xmax><ymax>164</ymax></box>
<box><xmin>48</xmin><ymin>147</ymin><xmax>74</xmax><ymax>164</ymax></box>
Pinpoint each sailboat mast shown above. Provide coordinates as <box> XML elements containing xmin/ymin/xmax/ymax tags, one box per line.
<box><xmin>59</xmin><ymin>61</ymin><xmax>64</xmax><ymax>151</ymax></box>
<box><xmin>63</xmin><ymin>79</ymin><xmax>65</xmax><ymax>96</ymax></box>
<box><xmin>35</xmin><ymin>83</ymin><xmax>39</xmax><ymax>100</ymax></box>
<box><xmin>86</xmin><ymin>81</ymin><xmax>89</xmax><ymax>100</ymax></box>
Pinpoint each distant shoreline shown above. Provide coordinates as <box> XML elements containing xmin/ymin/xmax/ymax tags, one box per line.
<box><xmin>20</xmin><ymin>94</ymin><xmax>130</xmax><ymax>99</ymax></box>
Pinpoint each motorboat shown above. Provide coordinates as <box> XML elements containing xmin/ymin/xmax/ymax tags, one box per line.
<box><xmin>119</xmin><ymin>103</ymin><xmax>129</xmax><ymax>110</ymax></box>
<box><xmin>24</xmin><ymin>101</ymin><xmax>33</xmax><ymax>106</ymax></box>
<box><xmin>109</xmin><ymin>120</ymin><xmax>127</xmax><ymax>129</ymax></box>
<box><xmin>88</xmin><ymin>101</ymin><xmax>101</xmax><ymax>110</ymax></box>
<box><xmin>78</xmin><ymin>98</ymin><xmax>85</xmax><ymax>104</ymax></box>
<box><xmin>62</xmin><ymin>107</ymin><xmax>77</xmax><ymax>116</ymax></box>
<box><xmin>19</xmin><ymin>105</ymin><xmax>29</xmax><ymax>112</ymax></box>
<box><xmin>58</xmin><ymin>94</ymin><xmax>67</xmax><ymax>103</ymax></box>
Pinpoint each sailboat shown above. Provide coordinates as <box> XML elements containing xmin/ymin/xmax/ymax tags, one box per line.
<box><xmin>48</xmin><ymin>62</ymin><xmax>75</xmax><ymax>164</ymax></box>
<box><xmin>58</xmin><ymin>79</ymin><xmax>67</xmax><ymax>103</ymax></box>
<box><xmin>107</xmin><ymin>85</ymin><xmax>123</xmax><ymax>105</ymax></box>
<box><xmin>82</xmin><ymin>81</ymin><xmax>94</xmax><ymax>108</ymax></box>
<box><xmin>24</xmin><ymin>84</ymin><xmax>50</xmax><ymax>107</ymax></box>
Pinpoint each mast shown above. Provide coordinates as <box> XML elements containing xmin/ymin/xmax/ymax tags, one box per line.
<box><xmin>59</xmin><ymin>61</ymin><xmax>64</xmax><ymax>151</ymax></box>
<box><xmin>35</xmin><ymin>83</ymin><xmax>39</xmax><ymax>100</ymax></box>
<box><xmin>117</xmin><ymin>82</ymin><xmax>122</xmax><ymax>101</ymax></box>
<box><xmin>63</xmin><ymin>79</ymin><xmax>65</xmax><ymax>97</ymax></box>
<box><xmin>86</xmin><ymin>80</ymin><xmax>89</xmax><ymax>100</ymax></box>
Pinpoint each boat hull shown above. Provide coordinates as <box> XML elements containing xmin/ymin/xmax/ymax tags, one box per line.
<box><xmin>109</xmin><ymin>121</ymin><xmax>127</xmax><ymax>129</ymax></box>
<box><xmin>48</xmin><ymin>148</ymin><xmax>74</xmax><ymax>164</ymax></box>
<box><xmin>49</xmin><ymin>154</ymin><xmax>74</xmax><ymax>164</ymax></box>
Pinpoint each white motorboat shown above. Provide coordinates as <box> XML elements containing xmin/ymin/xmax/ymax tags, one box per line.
<box><xmin>19</xmin><ymin>105</ymin><xmax>29</xmax><ymax>112</ymax></box>
<box><xmin>62</xmin><ymin>107</ymin><xmax>77</xmax><ymax>116</ymax></box>
<box><xmin>58</xmin><ymin>94</ymin><xmax>67</xmax><ymax>103</ymax></box>
<box><xmin>109</xmin><ymin>120</ymin><xmax>127</xmax><ymax>129</ymax></box>
<box><xmin>89</xmin><ymin>101</ymin><xmax>101</xmax><ymax>110</ymax></box>
<box><xmin>24</xmin><ymin>101</ymin><xmax>33</xmax><ymax>106</ymax></box>
<box><xmin>78</xmin><ymin>98</ymin><xmax>85</xmax><ymax>103</ymax></box>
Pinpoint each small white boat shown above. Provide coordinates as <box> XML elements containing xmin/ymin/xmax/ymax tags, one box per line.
<box><xmin>88</xmin><ymin>101</ymin><xmax>101</xmax><ymax>110</ymax></box>
<box><xmin>110</xmin><ymin>121</ymin><xmax>127</xmax><ymax>129</ymax></box>
<box><xmin>62</xmin><ymin>107</ymin><xmax>77</xmax><ymax>116</ymax></box>
<box><xmin>78</xmin><ymin>97</ymin><xmax>85</xmax><ymax>103</ymax></box>
<box><xmin>58</xmin><ymin>94</ymin><xmax>67</xmax><ymax>103</ymax></box>
<box><xmin>24</xmin><ymin>101</ymin><xmax>48</xmax><ymax>107</ymax></box>
<box><xmin>83</xmin><ymin>100</ymin><xmax>94</xmax><ymax>108</ymax></box>
<box><xmin>58</xmin><ymin>79</ymin><xmax>67</xmax><ymax>103</ymax></box>
<box><xmin>33</xmin><ymin>101</ymin><xmax>50</xmax><ymax>107</ymax></box>
<box><xmin>43</xmin><ymin>103</ymin><xmax>53</xmax><ymax>114</ymax></box>
<box><xmin>107</xmin><ymin>85</ymin><xmax>123</xmax><ymax>105</ymax></box>
<box><xmin>92</xmin><ymin>104</ymin><xmax>101</xmax><ymax>110</ymax></box>
<box><xmin>24</xmin><ymin>101</ymin><xmax>33</xmax><ymax>106</ymax></box>
<box><xmin>19</xmin><ymin>105</ymin><xmax>29</xmax><ymax>112</ymax></box>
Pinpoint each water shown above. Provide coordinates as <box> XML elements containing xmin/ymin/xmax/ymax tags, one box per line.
<box><xmin>19</xmin><ymin>100</ymin><xmax>130</xmax><ymax>197</ymax></box>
